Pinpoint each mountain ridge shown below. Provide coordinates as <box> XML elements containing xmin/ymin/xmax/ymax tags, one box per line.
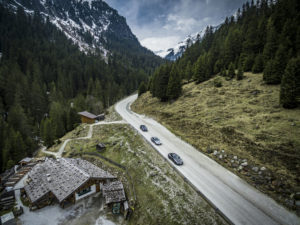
<box><xmin>2</xmin><ymin>0</ymin><xmax>150</xmax><ymax>58</ymax></box>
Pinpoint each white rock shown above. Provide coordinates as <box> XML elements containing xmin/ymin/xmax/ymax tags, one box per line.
<box><xmin>241</xmin><ymin>162</ymin><xmax>248</xmax><ymax>167</ymax></box>
<box><xmin>260</xmin><ymin>167</ymin><xmax>266</xmax><ymax>171</ymax></box>
<box><xmin>233</xmin><ymin>156</ymin><xmax>238</xmax><ymax>160</ymax></box>
<box><xmin>213</xmin><ymin>150</ymin><xmax>218</xmax><ymax>156</ymax></box>
<box><xmin>252</xmin><ymin>167</ymin><xmax>259</xmax><ymax>172</ymax></box>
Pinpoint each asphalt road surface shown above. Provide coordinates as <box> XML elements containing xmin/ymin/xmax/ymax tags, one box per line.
<box><xmin>115</xmin><ymin>94</ymin><xmax>299</xmax><ymax>225</ymax></box>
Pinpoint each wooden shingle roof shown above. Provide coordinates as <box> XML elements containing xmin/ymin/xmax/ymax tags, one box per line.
<box><xmin>24</xmin><ymin>158</ymin><xmax>116</xmax><ymax>203</ymax></box>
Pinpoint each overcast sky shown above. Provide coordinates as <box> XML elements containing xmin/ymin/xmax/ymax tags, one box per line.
<box><xmin>104</xmin><ymin>0</ymin><xmax>246</xmax><ymax>52</ymax></box>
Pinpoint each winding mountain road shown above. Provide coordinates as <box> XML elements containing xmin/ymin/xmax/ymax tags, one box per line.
<box><xmin>115</xmin><ymin>94</ymin><xmax>300</xmax><ymax>225</ymax></box>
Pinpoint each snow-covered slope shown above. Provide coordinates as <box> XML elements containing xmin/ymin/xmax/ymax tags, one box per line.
<box><xmin>160</xmin><ymin>26</ymin><xmax>220</xmax><ymax>61</ymax></box>
<box><xmin>159</xmin><ymin>33</ymin><xmax>202</xmax><ymax>61</ymax></box>
<box><xmin>2</xmin><ymin>0</ymin><xmax>141</xmax><ymax>56</ymax></box>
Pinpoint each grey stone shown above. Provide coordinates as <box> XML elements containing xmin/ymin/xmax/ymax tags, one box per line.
<box><xmin>252</xmin><ymin>167</ymin><xmax>259</xmax><ymax>172</ymax></box>
<box><xmin>231</xmin><ymin>163</ymin><xmax>238</xmax><ymax>168</ymax></box>
<box><xmin>231</xmin><ymin>160</ymin><xmax>234</xmax><ymax>163</ymax></box>
<box><xmin>291</xmin><ymin>123</ymin><xmax>296</xmax><ymax>126</ymax></box>
<box><xmin>221</xmin><ymin>150</ymin><xmax>225</xmax><ymax>153</ymax></box>
<box><xmin>219</xmin><ymin>154</ymin><xmax>223</xmax><ymax>159</ymax></box>
<box><xmin>260</xmin><ymin>167</ymin><xmax>266</xmax><ymax>171</ymax></box>
<box><xmin>241</xmin><ymin>162</ymin><xmax>248</xmax><ymax>167</ymax></box>
<box><xmin>238</xmin><ymin>165</ymin><xmax>243</xmax><ymax>171</ymax></box>
<box><xmin>242</xmin><ymin>159</ymin><xmax>247</xmax><ymax>162</ymax></box>
<box><xmin>233</xmin><ymin>156</ymin><xmax>238</xmax><ymax>160</ymax></box>
<box><xmin>213</xmin><ymin>150</ymin><xmax>218</xmax><ymax>156</ymax></box>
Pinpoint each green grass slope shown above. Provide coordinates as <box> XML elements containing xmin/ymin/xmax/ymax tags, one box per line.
<box><xmin>132</xmin><ymin>72</ymin><xmax>300</xmax><ymax>212</ymax></box>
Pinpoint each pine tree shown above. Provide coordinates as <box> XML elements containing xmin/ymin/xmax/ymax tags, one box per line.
<box><xmin>263</xmin><ymin>59</ymin><xmax>277</xmax><ymax>84</ymax></box>
<box><xmin>185</xmin><ymin>61</ymin><xmax>192</xmax><ymax>81</ymax></box>
<box><xmin>227</xmin><ymin>63</ymin><xmax>235</xmax><ymax>79</ymax></box>
<box><xmin>220</xmin><ymin>68</ymin><xmax>227</xmax><ymax>77</ymax></box>
<box><xmin>252</xmin><ymin>54</ymin><xmax>264</xmax><ymax>73</ymax></box>
<box><xmin>243</xmin><ymin>55</ymin><xmax>255</xmax><ymax>72</ymax></box>
<box><xmin>263</xmin><ymin>19</ymin><xmax>277</xmax><ymax>62</ymax></box>
<box><xmin>193</xmin><ymin>55</ymin><xmax>207</xmax><ymax>83</ymax></box>
<box><xmin>237</xmin><ymin>64</ymin><xmax>244</xmax><ymax>80</ymax></box>
<box><xmin>156</xmin><ymin>64</ymin><xmax>171</xmax><ymax>101</ymax></box>
<box><xmin>41</xmin><ymin>118</ymin><xmax>55</xmax><ymax>147</ymax></box>
<box><xmin>138</xmin><ymin>82</ymin><xmax>147</xmax><ymax>97</ymax></box>
<box><xmin>280</xmin><ymin>58</ymin><xmax>300</xmax><ymax>108</ymax></box>
<box><xmin>272</xmin><ymin>45</ymin><xmax>289</xmax><ymax>83</ymax></box>
<box><xmin>167</xmin><ymin>66</ymin><xmax>182</xmax><ymax>100</ymax></box>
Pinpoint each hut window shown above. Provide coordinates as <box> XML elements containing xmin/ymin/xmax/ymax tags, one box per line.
<box><xmin>77</xmin><ymin>187</ymin><xmax>91</xmax><ymax>196</ymax></box>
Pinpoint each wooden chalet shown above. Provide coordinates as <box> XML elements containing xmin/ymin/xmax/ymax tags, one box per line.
<box><xmin>78</xmin><ymin>111</ymin><xmax>105</xmax><ymax>124</ymax></box>
<box><xmin>23</xmin><ymin>158</ymin><xmax>117</xmax><ymax>210</ymax></box>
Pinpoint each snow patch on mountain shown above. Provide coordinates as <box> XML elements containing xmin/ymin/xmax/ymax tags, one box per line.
<box><xmin>3</xmin><ymin>0</ymin><xmax>138</xmax><ymax>59</ymax></box>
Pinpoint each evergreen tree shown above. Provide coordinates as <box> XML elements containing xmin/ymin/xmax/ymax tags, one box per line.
<box><xmin>155</xmin><ymin>64</ymin><xmax>171</xmax><ymax>101</ymax></box>
<box><xmin>243</xmin><ymin>55</ymin><xmax>255</xmax><ymax>72</ymax></box>
<box><xmin>263</xmin><ymin>59</ymin><xmax>277</xmax><ymax>84</ymax></box>
<box><xmin>193</xmin><ymin>55</ymin><xmax>207</xmax><ymax>83</ymax></box>
<box><xmin>138</xmin><ymin>81</ymin><xmax>147</xmax><ymax>97</ymax></box>
<box><xmin>220</xmin><ymin>68</ymin><xmax>227</xmax><ymax>77</ymax></box>
<box><xmin>263</xmin><ymin>19</ymin><xmax>277</xmax><ymax>62</ymax></box>
<box><xmin>237</xmin><ymin>64</ymin><xmax>244</xmax><ymax>80</ymax></box>
<box><xmin>167</xmin><ymin>65</ymin><xmax>182</xmax><ymax>100</ymax></box>
<box><xmin>272</xmin><ymin>45</ymin><xmax>289</xmax><ymax>83</ymax></box>
<box><xmin>252</xmin><ymin>54</ymin><xmax>264</xmax><ymax>73</ymax></box>
<box><xmin>280</xmin><ymin>58</ymin><xmax>300</xmax><ymax>108</ymax></box>
<box><xmin>227</xmin><ymin>63</ymin><xmax>235</xmax><ymax>79</ymax></box>
<box><xmin>41</xmin><ymin>118</ymin><xmax>55</xmax><ymax>147</ymax></box>
<box><xmin>185</xmin><ymin>61</ymin><xmax>192</xmax><ymax>81</ymax></box>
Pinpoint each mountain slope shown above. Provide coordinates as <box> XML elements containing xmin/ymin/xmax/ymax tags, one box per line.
<box><xmin>132</xmin><ymin>73</ymin><xmax>300</xmax><ymax>212</ymax></box>
<box><xmin>2</xmin><ymin>0</ymin><xmax>161</xmax><ymax>65</ymax></box>
<box><xmin>0</xmin><ymin>4</ymin><xmax>160</xmax><ymax>172</ymax></box>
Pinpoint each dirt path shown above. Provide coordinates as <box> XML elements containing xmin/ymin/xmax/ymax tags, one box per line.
<box><xmin>41</xmin><ymin>120</ymin><xmax>127</xmax><ymax>158</ymax></box>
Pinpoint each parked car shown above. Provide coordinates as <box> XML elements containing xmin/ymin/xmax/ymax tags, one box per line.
<box><xmin>151</xmin><ymin>137</ymin><xmax>161</xmax><ymax>145</ymax></box>
<box><xmin>140</xmin><ymin>125</ymin><xmax>148</xmax><ymax>132</ymax></box>
<box><xmin>168</xmin><ymin>153</ymin><xmax>183</xmax><ymax>165</ymax></box>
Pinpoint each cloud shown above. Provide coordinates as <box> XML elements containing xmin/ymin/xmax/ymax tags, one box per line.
<box><xmin>140</xmin><ymin>36</ymin><xmax>181</xmax><ymax>52</ymax></box>
<box><xmin>104</xmin><ymin>0</ymin><xmax>246</xmax><ymax>52</ymax></box>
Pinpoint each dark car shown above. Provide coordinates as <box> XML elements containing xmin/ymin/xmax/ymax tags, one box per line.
<box><xmin>140</xmin><ymin>125</ymin><xmax>148</xmax><ymax>132</ymax></box>
<box><xmin>168</xmin><ymin>153</ymin><xmax>183</xmax><ymax>165</ymax></box>
<box><xmin>151</xmin><ymin>137</ymin><xmax>161</xmax><ymax>145</ymax></box>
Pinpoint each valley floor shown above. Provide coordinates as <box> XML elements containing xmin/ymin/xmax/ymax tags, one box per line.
<box><xmin>35</xmin><ymin>107</ymin><xmax>225</xmax><ymax>225</ymax></box>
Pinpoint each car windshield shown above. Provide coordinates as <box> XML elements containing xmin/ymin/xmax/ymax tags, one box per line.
<box><xmin>173</xmin><ymin>154</ymin><xmax>179</xmax><ymax>159</ymax></box>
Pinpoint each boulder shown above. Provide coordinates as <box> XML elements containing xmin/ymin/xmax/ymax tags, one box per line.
<box><xmin>241</xmin><ymin>162</ymin><xmax>248</xmax><ymax>167</ymax></box>
<box><xmin>260</xmin><ymin>167</ymin><xmax>266</xmax><ymax>171</ymax></box>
